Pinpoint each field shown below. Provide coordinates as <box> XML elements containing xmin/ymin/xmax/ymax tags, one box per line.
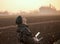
<box><xmin>0</xmin><ymin>15</ymin><xmax>60</xmax><ymax>44</ymax></box>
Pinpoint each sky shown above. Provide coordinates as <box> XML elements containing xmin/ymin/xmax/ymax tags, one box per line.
<box><xmin>0</xmin><ymin>0</ymin><xmax>60</xmax><ymax>12</ymax></box>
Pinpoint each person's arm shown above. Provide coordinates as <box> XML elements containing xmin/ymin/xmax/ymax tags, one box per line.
<box><xmin>25</xmin><ymin>27</ymin><xmax>33</xmax><ymax>37</ymax></box>
<box><xmin>17</xmin><ymin>27</ymin><xmax>20</xmax><ymax>33</ymax></box>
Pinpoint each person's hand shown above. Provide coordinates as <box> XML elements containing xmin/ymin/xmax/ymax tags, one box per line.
<box><xmin>33</xmin><ymin>37</ymin><xmax>39</xmax><ymax>42</ymax></box>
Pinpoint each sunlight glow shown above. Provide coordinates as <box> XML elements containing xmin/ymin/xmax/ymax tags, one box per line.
<box><xmin>0</xmin><ymin>0</ymin><xmax>60</xmax><ymax>12</ymax></box>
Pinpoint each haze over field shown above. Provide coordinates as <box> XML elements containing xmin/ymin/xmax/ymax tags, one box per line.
<box><xmin>0</xmin><ymin>0</ymin><xmax>60</xmax><ymax>12</ymax></box>
<box><xmin>0</xmin><ymin>0</ymin><xmax>60</xmax><ymax>16</ymax></box>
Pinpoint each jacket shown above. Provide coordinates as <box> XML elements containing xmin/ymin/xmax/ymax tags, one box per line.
<box><xmin>17</xmin><ymin>24</ymin><xmax>33</xmax><ymax>43</ymax></box>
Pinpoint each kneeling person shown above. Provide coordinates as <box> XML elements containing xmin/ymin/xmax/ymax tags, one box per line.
<box><xmin>16</xmin><ymin>16</ymin><xmax>33</xmax><ymax>44</ymax></box>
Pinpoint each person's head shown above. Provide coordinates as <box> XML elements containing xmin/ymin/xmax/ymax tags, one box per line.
<box><xmin>16</xmin><ymin>16</ymin><xmax>22</xmax><ymax>25</ymax></box>
<box><xmin>16</xmin><ymin>16</ymin><xmax>27</xmax><ymax>25</ymax></box>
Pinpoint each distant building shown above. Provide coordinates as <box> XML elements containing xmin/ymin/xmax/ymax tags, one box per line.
<box><xmin>39</xmin><ymin>4</ymin><xmax>60</xmax><ymax>15</ymax></box>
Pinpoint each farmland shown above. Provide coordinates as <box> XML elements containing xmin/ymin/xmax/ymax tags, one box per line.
<box><xmin>0</xmin><ymin>15</ymin><xmax>60</xmax><ymax>44</ymax></box>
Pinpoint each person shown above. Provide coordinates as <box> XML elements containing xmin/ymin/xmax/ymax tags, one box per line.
<box><xmin>16</xmin><ymin>16</ymin><xmax>33</xmax><ymax>44</ymax></box>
